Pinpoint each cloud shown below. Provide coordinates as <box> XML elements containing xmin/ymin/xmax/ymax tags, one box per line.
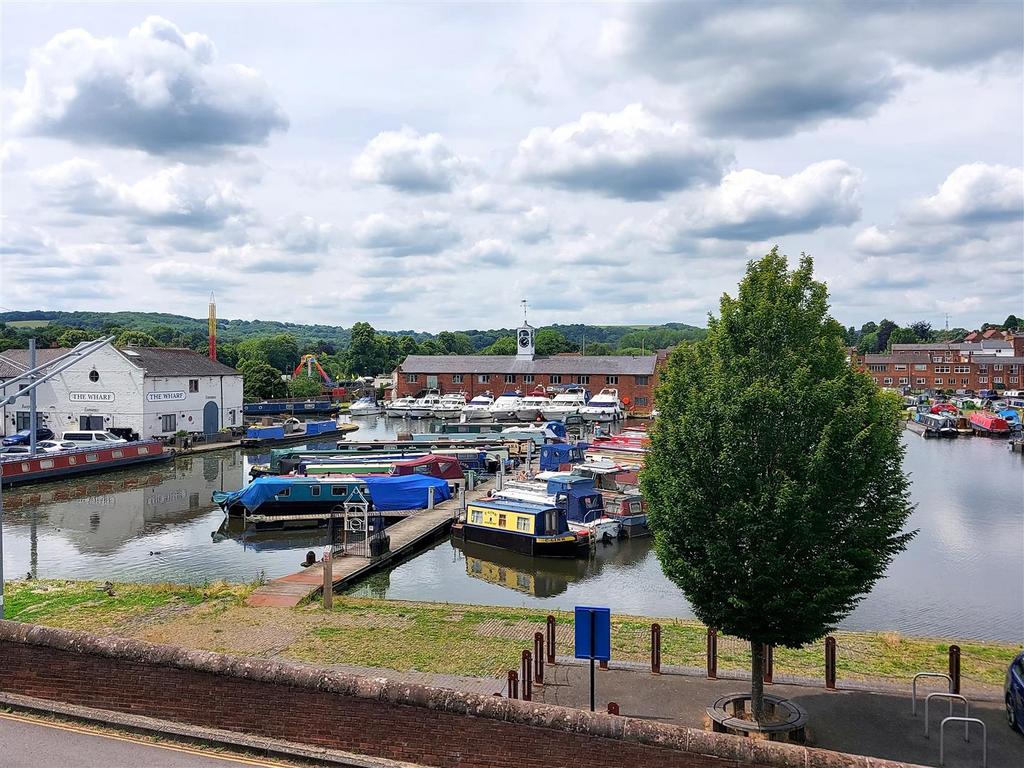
<box><xmin>351</xmin><ymin>127</ymin><xmax>465</xmax><ymax>193</ymax></box>
<box><xmin>146</xmin><ymin>259</ymin><xmax>228</xmax><ymax>288</ymax></box>
<box><xmin>513</xmin><ymin>206</ymin><xmax>552</xmax><ymax>244</ymax></box>
<box><xmin>10</xmin><ymin>16</ymin><xmax>288</xmax><ymax>154</ymax></box>
<box><xmin>462</xmin><ymin>184</ymin><xmax>529</xmax><ymax>213</ymax></box>
<box><xmin>0</xmin><ymin>221</ymin><xmax>54</xmax><ymax>255</ymax></box>
<box><xmin>0</xmin><ymin>142</ymin><xmax>26</xmax><ymax>171</ymax></box>
<box><xmin>270</xmin><ymin>214</ymin><xmax>335</xmax><ymax>253</ymax></box>
<box><xmin>211</xmin><ymin>243</ymin><xmax>320</xmax><ymax>273</ymax></box>
<box><xmin>462</xmin><ymin>238</ymin><xmax>514</xmax><ymax>267</ymax></box>
<box><xmin>512</xmin><ymin>104</ymin><xmax>729</xmax><ymax>200</ymax></box>
<box><xmin>906</xmin><ymin>163</ymin><xmax>1023</xmax><ymax>225</ymax></box>
<box><xmin>601</xmin><ymin>3</ymin><xmax>1023</xmax><ymax>137</ymax></box>
<box><xmin>33</xmin><ymin>158</ymin><xmax>250</xmax><ymax>228</ymax></box>
<box><xmin>351</xmin><ymin>210</ymin><xmax>460</xmax><ymax>257</ymax></box>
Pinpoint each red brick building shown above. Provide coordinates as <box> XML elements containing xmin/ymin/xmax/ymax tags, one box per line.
<box><xmin>391</xmin><ymin>320</ymin><xmax>659</xmax><ymax>414</ymax></box>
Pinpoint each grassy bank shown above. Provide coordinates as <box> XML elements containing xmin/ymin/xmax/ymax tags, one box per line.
<box><xmin>4</xmin><ymin>580</ymin><xmax>1017</xmax><ymax>690</ymax></box>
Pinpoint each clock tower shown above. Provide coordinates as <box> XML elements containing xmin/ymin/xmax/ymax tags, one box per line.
<box><xmin>516</xmin><ymin>300</ymin><xmax>535</xmax><ymax>361</ymax></box>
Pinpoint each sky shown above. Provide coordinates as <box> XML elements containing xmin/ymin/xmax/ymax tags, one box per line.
<box><xmin>1</xmin><ymin>1</ymin><xmax>1022</xmax><ymax>333</ymax></box>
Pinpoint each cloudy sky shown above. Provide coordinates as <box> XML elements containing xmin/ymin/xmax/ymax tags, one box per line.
<box><xmin>1</xmin><ymin>2</ymin><xmax>1021</xmax><ymax>332</ymax></box>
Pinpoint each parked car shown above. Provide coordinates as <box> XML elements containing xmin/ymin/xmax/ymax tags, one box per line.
<box><xmin>60</xmin><ymin>431</ymin><xmax>128</xmax><ymax>447</ymax></box>
<box><xmin>0</xmin><ymin>445</ymin><xmax>32</xmax><ymax>455</ymax></box>
<box><xmin>1</xmin><ymin>428</ymin><xmax>55</xmax><ymax>446</ymax></box>
<box><xmin>36</xmin><ymin>440</ymin><xmax>80</xmax><ymax>453</ymax></box>
<box><xmin>1007</xmin><ymin>651</ymin><xmax>1024</xmax><ymax>735</ymax></box>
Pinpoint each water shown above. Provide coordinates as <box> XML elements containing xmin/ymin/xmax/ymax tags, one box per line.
<box><xmin>2</xmin><ymin>416</ymin><xmax>1021</xmax><ymax>642</ymax></box>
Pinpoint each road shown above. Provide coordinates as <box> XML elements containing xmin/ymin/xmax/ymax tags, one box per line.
<box><xmin>0</xmin><ymin>712</ymin><xmax>295</xmax><ymax>768</ymax></box>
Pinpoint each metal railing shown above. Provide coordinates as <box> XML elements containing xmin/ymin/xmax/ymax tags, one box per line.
<box><xmin>924</xmin><ymin>692</ymin><xmax>969</xmax><ymax>740</ymax></box>
<box><xmin>912</xmin><ymin>672</ymin><xmax>952</xmax><ymax>715</ymax></box>
<box><xmin>939</xmin><ymin>717</ymin><xmax>986</xmax><ymax>767</ymax></box>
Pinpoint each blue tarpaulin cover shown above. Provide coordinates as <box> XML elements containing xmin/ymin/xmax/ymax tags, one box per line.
<box><xmin>212</xmin><ymin>476</ymin><xmax>300</xmax><ymax>511</ymax></box>
<box><xmin>362</xmin><ymin>474</ymin><xmax>451</xmax><ymax>510</ymax></box>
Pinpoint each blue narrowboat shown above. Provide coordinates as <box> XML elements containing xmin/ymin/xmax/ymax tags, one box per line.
<box><xmin>243</xmin><ymin>399</ymin><xmax>338</xmax><ymax>416</ymax></box>
<box><xmin>452</xmin><ymin>498</ymin><xmax>590</xmax><ymax>558</ymax></box>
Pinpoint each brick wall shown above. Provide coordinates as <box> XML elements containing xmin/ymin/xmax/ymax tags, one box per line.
<box><xmin>0</xmin><ymin>622</ymin><xmax>890</xmax><ymax>768</ymax></box>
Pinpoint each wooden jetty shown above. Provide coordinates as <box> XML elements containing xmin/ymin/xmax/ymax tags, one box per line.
<box><xmin>246</xmin><ymin>479</ymin><xmax>494</xmax><ymax>607</ymax></box>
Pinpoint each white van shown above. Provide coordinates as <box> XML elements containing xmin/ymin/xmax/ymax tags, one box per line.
<box><xmin>60</xmin><ymin>431</ymin><xmax>128</xmax><ymax>447</ymax></box>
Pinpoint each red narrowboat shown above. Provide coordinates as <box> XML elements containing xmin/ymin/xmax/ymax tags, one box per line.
<box><xmin>968</xmin><ymin>411</ymin><xmax>1011</xmax><ymax>436</ymax></box>
<box><xmin>1</xmin><ymin>441</ymin><xmax>174</xmax><ymax>487</ymax></box>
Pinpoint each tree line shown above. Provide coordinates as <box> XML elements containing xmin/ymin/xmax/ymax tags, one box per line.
<box><xmin>844</xmin><ymin>314</ymin><xmax>1021</xmax><ymax>354</ymax></box>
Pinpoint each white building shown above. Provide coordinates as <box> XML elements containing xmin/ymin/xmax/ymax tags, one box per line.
<box><xmin>0</xmin><ymin>343</ymin><xmax>243</xmax><ymax>439</ymax></box>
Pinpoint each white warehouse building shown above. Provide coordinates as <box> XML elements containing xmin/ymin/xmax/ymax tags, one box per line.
<box><xmin>0</xmin><ymin>343</ymin><xmax>243</xmax><ymax>439</ymax></box>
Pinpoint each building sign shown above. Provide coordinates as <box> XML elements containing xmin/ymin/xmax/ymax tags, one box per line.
<box><xmin>69</xmin><ymin>392</ymin><xmax>115</xmax><ymax>403</ymax></box>
<box><xmin>146</xmin><ymin>391</ymin><xmax>187</xmax><ymax>402</ymax></box>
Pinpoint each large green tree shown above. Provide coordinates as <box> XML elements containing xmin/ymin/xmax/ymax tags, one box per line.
<box><xmin>288</xmin><ymin>373</ymin><xmax>324</xmax><ymax>398</ymax></box>
<box><xmin>641</xmin><ymin>248</ymin><xmax>914</xmax><ymax>721</ymax></box>
<box><xmin>535</xmin><ymin>328</ymin><xmax>575</xmax><ymax>355</ymax></box>
<box><xmin>481</xmin><ymin>337</ymin><xmax>516</xmax><ymax>355</ymax></box>
<box><xmin>57</xmin><ymin>328</ymin><xmax>95</xmax><ymax>347</ymax></box>
<box><xmin>239</xmin><ymin>360</ymin><xmax>287</xmax><ymax>400</ymax></box>
<box><xmin>346</xmin><ymin>322</ymin><xmax>379</xmax><ymax>375</ymax></box>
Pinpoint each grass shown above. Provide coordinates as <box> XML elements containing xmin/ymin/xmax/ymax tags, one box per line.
<box><xmin>4</xmin><ymin>582</ymin><xmax>1018</xmax><ymax>690</ymax></box>
<box><xmin>4</xmin><ymin>320</ymin><xmax>51</xmax><ymax>328</ymax></box>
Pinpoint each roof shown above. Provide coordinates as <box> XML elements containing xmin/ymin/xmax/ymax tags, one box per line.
<box><xmin>398</xmin><ymin>354</ymin><xmax>657</xmax><ymax>376</ymax></box>
<box><xmin>467</xmin><ymin>498</ymin><xmax>555</xmax><ymax>514</ymax></box>
<box><xmin>0</xmin><ymin>344</ymin><xmax>239</xmax><ymax>378</ymax></box>
<box><xmin>890</xmin><ymin>341</ymin><xmax>1012</xmax><ymax>352</ymax></box>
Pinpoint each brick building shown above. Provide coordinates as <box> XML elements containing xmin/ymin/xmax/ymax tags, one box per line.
<box><xmin>391</xmin><ymin>319</ymin><xmax>659</xmax><ymax>414</ymax></box>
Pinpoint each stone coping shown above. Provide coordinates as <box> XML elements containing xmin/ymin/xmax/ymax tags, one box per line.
<box><xmin>0</xmin><ymin>621</ymin><xmax>925</xmax><ymax>768</ymax></box>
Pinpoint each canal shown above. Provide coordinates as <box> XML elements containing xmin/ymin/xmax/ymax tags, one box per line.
<box><xmin>1</xmin><ymin>417</ymin><xmax>1021</xmax><ymax>642</ymax></box>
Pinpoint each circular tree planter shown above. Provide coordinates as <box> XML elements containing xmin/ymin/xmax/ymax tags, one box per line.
<box><xmin>706</xmin><ymin>693</ymin><xmax>808</xmax><ymax>743</ymax></box>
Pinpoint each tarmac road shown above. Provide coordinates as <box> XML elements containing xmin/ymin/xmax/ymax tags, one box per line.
<box><xmin>0</xmin><ymin>712</ymin><xmax>295</xmax><ymax>768</ymax></box>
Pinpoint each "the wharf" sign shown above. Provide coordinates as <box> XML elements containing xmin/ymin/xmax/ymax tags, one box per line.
<box><xmin>69</xmin><ymin>392</ymin><xmax>115</xmax><ymax>402</ymax></box>
<box><xmin>146</xmin><ymin>391</ymin><xmax>187</xmax><ymax>402</ymax></box>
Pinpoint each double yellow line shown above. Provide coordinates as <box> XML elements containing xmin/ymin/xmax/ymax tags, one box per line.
<box><xmin>0</xmin><ymin>711</ymin><xmax>292</xmax><ymax>767</ymax></box>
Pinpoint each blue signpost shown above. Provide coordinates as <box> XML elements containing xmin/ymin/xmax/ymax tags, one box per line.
<box><xmin>574</xmin><ymin>606</ymin><xmax>611</xmax><ymax>712</ymax></box>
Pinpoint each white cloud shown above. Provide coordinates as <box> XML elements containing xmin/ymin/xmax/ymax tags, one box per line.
<box><xmin>462</xmin><ymin>238</ymin><xmax>514</xmax><ymax>267</ymax></box>
<box><xmin>352</xmin><ymin>210</ymin><xmax>460</xmax><ymax>257</ymax></box>
<box><xmin>907</xmin><ymin>163</ymin><xmax>1023</xmax><ymax>224</ymax></box>
<box><xmin>270</xmin><ymin>214</ymin><xmax>335</xmax><ymax>253</ymax></box>
<box><xmin>10</xmin><ymin>16</ymin><xmax>288</xmax><ymax>154</ymax></box>
<box><xmin>0</xmin><ymin>142</ymin><xmax>26</xmax><ymax>171</ymax></box>
<box><xmin>462</xmin><ymin>184</ymin><xmax>529</xmax><ymax>214</ymax></box>
<box><xmin>351</xmin><ymin>127</ymin><xmax>465</xmax><ymax>193</ymax></box>
<box><xmin>513</xmin><ymin>104</ymin><xmax>729</xmax><ymax>200</ymax></box>
<box><xmin>146</xmin><ymin>259</ymin><xmax>228</xmax><ymax>288</ymax></box>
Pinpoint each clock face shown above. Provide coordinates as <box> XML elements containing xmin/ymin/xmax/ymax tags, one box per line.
<box><xmin>518</xmin><ymin>330</ymin><xmax>531</xmax><ymax>348</ymax></box>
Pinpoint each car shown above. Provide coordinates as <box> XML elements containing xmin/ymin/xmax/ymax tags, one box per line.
<box><xmin>1</xmin><ymin>428</ymin><xmax>55</xmax><ymax>446</ymax></box>
<box><xmin>36</xmin><ymin>440</ymin><xmax>80</xmax><ymax>453</ymax></box>
<box><xmin>60</xmin><ymin>430</ymin><xmax>128</xmax><ymax>447</ymax></box>
<box><xmin>0</xmin><ymin>445</ymin><xmax>32</xmax><ymax>455</ymax></box>
<box><xmin>1007</xmin><ymin>651</ymin><xmax>1024</xmax><ymax>735</ymax></box>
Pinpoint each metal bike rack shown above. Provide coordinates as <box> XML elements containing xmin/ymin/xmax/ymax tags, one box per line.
<box><xmin>924</xmin><ymin>692</ymin><xmax>969</xmax><ymax>740</ymax></box>
<box><xmin>912</xmin><ymin>672</ymin><xmax>951</xmax><ymax>715</ymax></box>
<box><xmin>939</xmin><ymin>717</ymin><xmax>986</xmax><ymax>767</ymax></box>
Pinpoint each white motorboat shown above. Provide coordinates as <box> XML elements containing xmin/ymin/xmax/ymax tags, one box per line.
<box><xmin>540</xmin><ymin>388</ymin><xmax>588</xmax><ymax>421</ymax></box>
<box><xmin>432</xmin><ymin>393</ymin><xmax>466</xmax><ymax>419</ymax></box>
<box><xmin>384</xmin><ymin>396</ymin><xmax>416</xmax><ymax>418</ymax></box>
<box><xmin>461</xmin><ymin>393</ymin><xmax>494</xmax><ymax>420</ymax></box>
<box><xmin>515</xmin><ymin>394</ymin><xmax>551</xmax><ymax>421</ymax></box>
<box><xmin>579</xmin><ymin>388</ymin><xmax>623</xmax><ymax>422</ymax></box>
<box><xmin>489</xmin><ymin>392</ymin><xmax>522</xmax><ymax>420</ymax></box>
<box><xmin>348</xmin><ymin>396</ymin><xmax>381</xmax><ymax>416</ymax></box>
<box><xmin>407</xmin><ymin>390</ymin><xmax>442</xmax><ymax>418</ymax></box>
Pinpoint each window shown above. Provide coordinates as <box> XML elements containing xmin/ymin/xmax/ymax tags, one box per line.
<box><xmin>934</xmin><ymin>378</ymin><xmax>943</xmax><ymax>385</ymax></box>
<box><xmin>188</xmin><ymin>379</ymin><xmax>199</xmax><ymax>393</ymax></box>
<box><xmin>138</xmin><ymin>446</ymin><xmax>149</xmax><ymax>454</ymax></box>
<box><xmin>932</xmin><ymin>356</ymin><xmax>944</xmax><ymax>363</ymax></box>
<box><xmin>883</xmin><ymin>377</ymin><xmax>893</xmax><ymax>385</ymax></box>
<box><xmin>161</xmin><ymin>414</ymin><xmax>176</xmax><ymax>432</ymax></box>
<box><xmin>977</xmin><ymin>364</ymin><xmax>988</xmax><ymax>372</ymax></box>
<box><xmin>916</xmin><ymin>377</ymin><xmax>927</xmax><ymax>385</ymax></box>
<box><xmin>505</xmin><ymin>374</ymin><xmax>516</xmax><ymax>384</ymax></box>
<box><xmin>516</xmin><ymin>517</ymin><xmax>531</xmax><ymax>532</ymax></box>
<box><xmin>275</xmin><ymin>488</ymin><xmax>290</xmax><ymax>497</ymax></box>
<box><xmin>39</xmin><ymin>459</ymin><xmax>54</xmax><ymax>469</ymax></box>
<box><xmin>228</xmin><ymin>409</ymin><xmax>236</xmax><ymax>425</ymax></box>
<box><xmin>111</xmin><ymin>450</ymin><xmax>123</xmax><ymax>459</ymax></box>
<box><xmin>961</xmin><ymin>378</ymin><xmax>969</xmax><ymax>387</ymax></box>
<box><xmin>994</xmin><ymin>377</ymin><xmax>1003</xmax><ymax>384</ymax></box>
<box><xmin>1011</xmin><ymin>377</ymin><xmax>1019</xmax><ymax>384</ymax></box>
<box><xmin>635</xmin><ymin>397</ymin><xmax>648</xmax><ymax>406</ymax></box>
<box><xmin>452</xmin><ymin>374</ymin><xmax>463</xmax><ymax>384</ymax></box>
<box><xmin>67</xmin><ymin>456</ymin><xmax>77</xmax><ymax>465</ymax></box>
<box><xmin>635</xmin><ymin>375</ymin><xmax>650</xmax><ymax>385</ymax></box>
<box><xmin>894</xmin><ymin>364</ymin><xmax>907</xmax><ymax>371</ymax></box>
<box><xmin>471</xmin><ymin>510</ymin><xmax>483</xmax><ymax>524</ymax></box>
<box><xmin>577</xmin><ymin>375</ymin><xmax>590</xmax><ymax>385</ymax></box>
<box><xmin>899</xmin><ymin>378</ymin><xmax>909</xmax><ymax>385</ymax></box>
<box><xmin>89</xmin><ymin>370</ymin><xmax>99</xmax><ymax>383</ymax></box>
<box><xmin>85</xmin><ymin>453</ymin><xmax>98</xmax><ymax>463</ymax></box>
<box><xmin>497</xmin><ymin>514</ymin><xmax>507</xmax><ymax>528</ymax></box>
<box><xmin>478</xmin><ymin>374</ymin><xmax>491</xmax><ymax>383</ymax></box>
<box><xmin>954</xmin><ymin>366</ymin><xmax>970</xmax><ymax>374</ymax></box>
<box><xmin>331</xmin><ymin>485</ymin><xmax>347</xmax><ymax>496</ymax></box>
<box><xmin>994</xmin><ymin>364</ymin><xmax>1003</xmax><ymax>371</ymax></box>
<box><xmin>868</xmin><ymin>364</ymin><xmax>887</xmax><ymax>372</ymax></box>
<box><xmin>406</xmin><ymin>373</ymin><xmax>418</xmax><ymax>384</ymax></box>
<box><xmin>914</xmin><ymin>364</ymin><xmax>928</xmax><ymax>371</ymax></box>
<box><xmin>606</xmin><ymin>375</ymin><xmax>619</xmax><ymax>385</ymax></box>
<box><xmin>550</xmin><ymin>375</ymin><xmax>562</xmax><ymax>384</ymax></box>
<box><xmin>933</xmin><ymin>366</ymin><xmax>950</xmax><ymax>374</ymax></box>
<box><xmin>523</xmin><ymin>374</ymin><xmax>534</xmax><ymax>383</ymax></box>
<box><xmin>978</xmin><ymin>376</ymin><xmax>988</xmax><ymax>384</ymax></box>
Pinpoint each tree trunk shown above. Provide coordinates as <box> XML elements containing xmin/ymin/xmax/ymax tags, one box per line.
<box><xmin>750</xmin><ymin>641</ymin><xmax>765</xmax><ymax>722</ymax></box>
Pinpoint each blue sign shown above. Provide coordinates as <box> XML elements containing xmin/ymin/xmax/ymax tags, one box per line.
<box><xmin>574</xmin><ymin>606</ymin><xmax>611</xmax><ymax>661</ymax></box>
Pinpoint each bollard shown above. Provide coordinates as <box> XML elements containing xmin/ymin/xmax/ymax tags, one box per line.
<box><xmin>507</xmin><ymin>670</ymin><xmax>519</xmax><ymax>699</ymax></box>
<box><xmin>764</xmin><ymin>644</ymin><xmax>774</xmax><ymax>685</ymax></box>
<box><xmin>468</xmin><ymin>471</ymin><xmax>476</xmax><ymax>491</ymax></box>
<box><xmin>825</xmin><ymin>636</ymin><xmax>837</xmax><ymax>690</ymax></box>
<box><xmin>427</xmin><ymin>485</ymin><xmax>435</xmax><ymax>510</ymax></box>
<box><xmin>607</xmin><ymin>702</ymin><xmax>620</xmax><ymax>716</ymax></box>
<box><xmin>707</xmin><ymin>627</ymin><xmax>718</xmax><ymax>679</ymax></box>
<box><xmin>534</xmin><ymin>632</ymin><xmax>545</xmax><ymax>684</ymax></box>
<box><xmin>948</xmin><ymin>645</ymin><xmax>961</xmax><ymax>695</ymax></box>
<box><xmin>521</xmin><ymin>650</ymin><xmax>533</xmax><ymax>701</ymax></box>
<box><xmin>546</xmin><ymin>615</ymin><xmax>556</xmax><ymax>664</ymax></box>
<box><xmin>497</xmin><ymin>463</ymin><xmax>504</xmax><ymax>491</ymax></box>
<box><xmin>651</xmin><ymin>623</ymin><xmax>662</xmax><ymax>674</ymax></box>
<box><xmin>322</xmin><ymin>549</ymin><xmax>333</xmax><ymax>610</ymax></box>
<box><xmin>459</xmin><ymin>486</ymin><xmax>466</xmax><ymax>512</ymax></box>
<box><xmin>599</xmin><ymin>659</ymin><xmax>608</xmax><ymax>670</ymax></box>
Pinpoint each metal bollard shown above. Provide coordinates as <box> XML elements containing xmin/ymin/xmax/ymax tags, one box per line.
<box><xmin>534</xmin><ymin>632</ymin><xmax>545</xmax><ymax>684</ymax></box>
<box><xmin>507</xmin><ymin>670</ymin><xmax>518</xmax><ymax>699</ymax></box>
<box><xmin>599</xmin><ymin>659</ymin><xmax>608</xmax><ymax>670</ymax></box>
<box><xmin>322</xmin><ymin>549</ymin><xmax>333</xmax><ymax>610</ymax></box>
<box><xmin>948</xmin><ymin>645</ymin><xmax>961</xmax><ymax>694</ymax></box>
<box><xmin>521</xmin><ymin>650</ymin><xmax>533</xmax><ymax>701</ymax></box>
<box><xmin>825</xmin><ymin>636</ymin><xmax>837</xmax><ymax>690</ymax></box>
<box><xmin>764</xmin><ymin>644</ymin><xmax>774</xmax><ymax>685</ymax></box>
<box><xmin>546</xmin><ymin>615</ymin><xmax>556</xmax><ymax>664</ymax></box>
<box><xmin>459</xmin><ymin>486</ymin><xmax>466</xmax><ymax>512</ymax></box>
<box><xmin>607</xmin><ymin>702</ymin><xmax>620</xmax><ymax>716</ymax></box>
<box><xmin>706</xmin><ymin>627</ymin><xmax>718</xmax><ymax>679</ymax></box>
<box><xmin>651</xmin><ymin>623</ymin><xmax>662</xmax><ymax>674</ymax></box>
<box><xmin>427</xmin><ymin>485</ymin><xmax>435</xmax><ymax>510</ymax></box>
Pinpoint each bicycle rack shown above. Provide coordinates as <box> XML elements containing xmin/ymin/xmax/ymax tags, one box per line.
<box><xmin>912</xmin><ymin>672</ymin><xmax>951</xmax><ymax>715</ymax></box>
<box><xmin>939</xmin><ymin>717</ymin><xmax>986</xmax><ymax>767</ymax></box>
<box><xmin>924</xmin><ymin>692</ymin><xmax>969</xmax><ymax>740</ymax></box>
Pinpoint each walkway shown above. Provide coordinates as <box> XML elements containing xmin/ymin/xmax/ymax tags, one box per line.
<box><xmin>246</xmin><ymin>480</ymin><xmax>494</xmax><ymax>607</ymax></box>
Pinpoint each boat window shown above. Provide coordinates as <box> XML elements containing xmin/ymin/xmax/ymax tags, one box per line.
<box><xmin>471</xmin><ymin>510</ymin><xmax>483</xmax><ymax>524</ymax></box>
<box><xmin>68</xmin><ymin>456</ymin><xmax>76</xmax><ymax>465</ymax></box>
<box><xmin>629</xmin><ymin>501</ymin><xmax>642</xmax><ymax>514</ymax></box>
<box><xmin>331</xmin><ymin>485</ymin><xmax>347</xmax><ymax>496</ymax></box>
<box><xmin>276</xmin><ymin>488</ymin><xmax>291</xmax><ymax>497</ymax></box>
<box><xmin>39</xmin><ymin>459</ymin><xmax>54</xmax><ymax>469</ymax></box>
<box><xmin>21</xmin><ymin>463</ymin><xmax>30</xmax><ymax>472</ymax></box>
<box><xmin>111</xmin><ymin>450</ymin><xmax>123</xmax><ymax>459</ymax></box>
<box><xmin>498</xmin><ymin>513</ymin><xmax>507</xmax><ymax>528</ymax></box>
<box><xmin>516</xmin><ymin>517</ymin><xmax>531</xmax><ymax>532</ymax></box>
<box><xmin>310</xmin><ymin>486</ymin><xmax>321</xmax><ymax>497</ymax></box>
<box><xmin>85</xmin><ymin>454</ymin><xmax>98</xmax><ymax>463</ymax></box>
<box><xmin>138</xmin><ymin>446</ymin><xmax>149</xmax><ymax>454</ymax></box>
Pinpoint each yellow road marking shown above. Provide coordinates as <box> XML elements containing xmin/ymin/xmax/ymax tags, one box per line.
<box><xmin>0</xmin><ymin>711</ymin><xmax>292</xmax><ymax>766</ymax></box>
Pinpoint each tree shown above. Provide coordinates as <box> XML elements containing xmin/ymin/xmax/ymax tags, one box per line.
<box><xmin>535</xmin><ymin>329</ymin><xmax>575</xmax><ymax>355</ymax></box>
<box><xmin>288</xmin><ymin>373</ymin><xmax>324</xmax><ymax>397</ymax></box>
<box><xmin>116</xmin><ymin>330</ymin><xmax>160</xmax><ymax>347</ymax></box>
<box><xmin>584</xmin><ymin>342</ymin><xmax>612</xmax><ymax>356</ymax></box>
<box><xmin>239</xmin><ymin>360</ymin><xmax>287</xmax><ymax>400</ymax></box>
<box><xmin>346</xmin><ymin>322</ymin><xmax>379</xmax><ymax>375</ymax></box>
<box><xmin>417</xmin><ymin>339</ymin><xmax>446</xmax><ymax>356</ymax></box>
<box><xmin>482</xmin><ymin>337</ymin><xmax>516</xmax><ymax>355</ymax></box>
<box><xmin>887</xmin><ymin>327</ymin><xmax>917</xmax><ymax>347</ymax></box>
<box><xmin>642</xmin><ymin>248</ymin><xmax>914</xmax><ymax>722</ymax></box>
<box><xmin>1003</xmin><ymin>314</ymin><xmax>1022</xmax><ymax>331</ymax></box>
<box><xmin>236</xmin><ymin>338</ymin><xmax>269</xmax><ymax>366</ymax></box>
<box><xmin>57</xmin><ymin>329</ymin><xmax>95</xmax><ymax>347</ymax></box>
<box><xmin>398</xmin><ymin>335</ymin><xmax>419</xmax><ymax>358</ymax></box>
<box><xmin>910</xmin><ymin>321</ymin><xmax>933</xmax><ymax>341</ymax></box>
<box><xmin>437</xmin><ymin>331</ymin><xmax>474</xmax><ymax>355</ymax></box>
<box><xmin>876</xmin><ymin>319</ymin><xmax>897</xmax><ymax>352</ymax></box>
<box><xmin>262</xmin><ymin>333</ymin><xmax>300</xmax><ymax>372</ymax></box>
<box><xmin>856</xmin><ymin>332</ymin><xmax>879</xmax><ymax>355</ymax></box>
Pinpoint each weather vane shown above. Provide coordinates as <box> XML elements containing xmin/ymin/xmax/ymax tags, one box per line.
<box><xmin>521</xmin><ymin>298</ymin><xmax>528</xmax><ymax>324</ymax></box>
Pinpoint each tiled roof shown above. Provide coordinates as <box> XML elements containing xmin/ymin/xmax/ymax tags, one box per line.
<box><xmin>1</xmin><ymin>345</ymin><xmax>239</xmax><ymax>377</ymax></box>
<box><xmin>398</xmin><ymin>354</ymin><xmax>657</xmax><ymax>376</ymax></box>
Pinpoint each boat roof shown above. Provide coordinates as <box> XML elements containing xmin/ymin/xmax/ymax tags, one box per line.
<box><xmin>467</xmin><ymin>498</ymin><xmax>557</xmax><ymax>514</ymax></box>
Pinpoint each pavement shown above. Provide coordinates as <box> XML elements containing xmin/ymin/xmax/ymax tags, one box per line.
<box><xmin>533</xmin><ymin>660</ymin><xmax>1024</xmax><ymax>767</ymax></box>
<box><xmin>0</xmin><ymin>711</ymin><xmax>294</xmax><ymax>768</ymax></box>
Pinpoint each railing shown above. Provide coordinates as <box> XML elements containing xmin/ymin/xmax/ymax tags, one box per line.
<box><xmin>924</xmin><ymin>692</ymin><xmax>969</xmax><ymax>739</ymax></box>
<box><xmin>940</xmin><ymin>717</ymin><xmax>986</xmax><ymax>767</ymax></box>
<box><xmin>912</xmin><ymin>672</ymin><xmax>952</xmax><ymax>716</ymax></box>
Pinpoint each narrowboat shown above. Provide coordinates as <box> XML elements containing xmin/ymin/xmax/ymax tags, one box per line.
<box><xmin>969</xmin><ymin>411</ymin><xmax>1011</xmax><ymax>436</ymax></box>
<box><xmin>295</xmin><ymin>454</ymin><xmax>466</xmax><ymax>489</ymax></box>
<box><xmin>452</xmin><ymin>498</ymin><xmax>591</xmax><ymax>557</ymax></box>
<box><xmin>243</xmin><ymin>399</ymin><xmax>338</xmax><ymax>416</ymax></box>
<box><xmin>998</xmin><ymin>408</ymin><xmax>1022</xmax><ymax>431</ymax></box>
<box><xmin>914</xmin><ymin>412</ymin><xmax>958</xmax><ymax>438</ymax></box>
<box><xmin>1</xmin><ymin>440</ymin><xmax>173</xmax><ymax>487</ymax></box>
<box><xmin>437</xmin><ymin>422</ymin><xmax>506</xmax><ymax>435</ymax></box>
<box><xmin>496</xmin><ymin>474</ymin><xmax>621</xmax><ymax>541</ymax></box>
<box><xmin>538</xmin><ymin>442</ymin><xmax>588</xmax><ymax>472</ymax></box>
<box><xmin>552</xmin><ymin>464</ymin><xmax>649</xmax><ymax>537</ymax></box>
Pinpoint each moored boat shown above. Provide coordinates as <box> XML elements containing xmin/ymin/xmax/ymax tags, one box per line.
<box><xmin>432</xmin><ymin>393</ymin><xmax>467</xmax><ymax>419</ymax></box>
<box><xmin>452</xmin><ymin>498</ymin><xmax>591</xmax><ymax>557</ymax></box>
<box><xmin>969</xmin><ymin>411</ymin><xmax>1011</xmax><ymax>436</ymax></box>
<box><xmin>1</xmin><ymin>440</ymin><xmax>173</xmax><ymax>487</ymax></box>
<box><xmin>579</xmin><ymin>388</ymin><xmax>623</xmax><ymax>422</ymax></box>
<box><xmin>461</xmin><ymin>394</ymin><xmax>495</xmax><ymax>420</ymax></box>
<box><xmin>540</xmin><ymin>388</ymin><xmax>588</xmax><ymax>421</ymax></box>
<box><xmin>385</xmin><ymin>396</ymin><xmax>417</xmax><ymax>418</ymax></box>
<box><xmin>348</xmin><ymin>396</ymin><xmax>382</xmax><ymax>416</ymax></box>
<box><xmin>489</xmin><ymin>392</ymin><xmax>522</xmax><ymax>421</ymax></box>
<box><xmin>495</xmin><ymin>474</ymin><xmax>621</xmax><ymax>541</ymax></box>
<box><xmin>515</xmin><ymin>392</ymin><xmax>552</xmax><ymax>421</ymax></box>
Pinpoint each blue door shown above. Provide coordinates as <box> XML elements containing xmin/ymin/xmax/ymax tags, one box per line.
<box><xmin>203</xmin><ymin>401</ymin><xmax>219</xmax><ymax>435</ymax></box>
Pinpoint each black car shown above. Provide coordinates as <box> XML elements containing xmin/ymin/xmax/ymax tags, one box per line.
<box><xmin>1</xmin><ymin>427</ymin><xmax>55</xmax><ymax>446</ymax></box>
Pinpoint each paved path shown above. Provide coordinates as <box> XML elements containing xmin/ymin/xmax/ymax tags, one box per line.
<box><xmin>247</xmin><ymin>481</ymin><xmax>494</xmax><ymax>607</ymax></box>
<box><xmin>533</xmin><ymin>660</ymin><xmax>1022</xmax><ymax>767</ymax></box>
<box><xmin>0</xmin><ymin>712</ymin><xmax>291</xmax><ymax>768</ymax></box>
